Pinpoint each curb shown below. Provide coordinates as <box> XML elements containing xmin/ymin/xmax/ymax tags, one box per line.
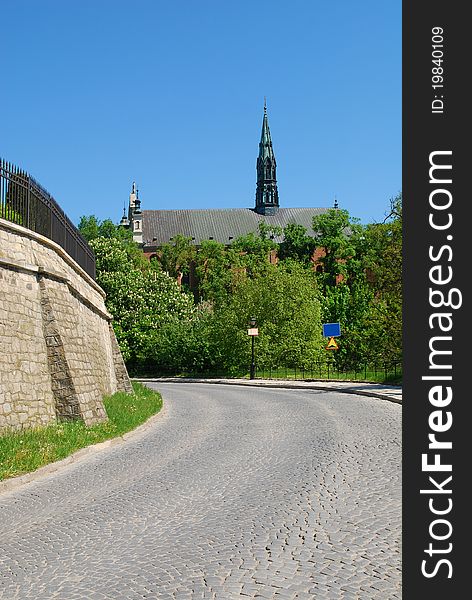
<box><xmin>134</xmin><ymin>378</ymin><xmax>402</xmax><ymax>405</ymax></box>
<box><xmin>0</xmin><ymin>404</ymin><xmax>167</xmax><ymax>496</ymax></box>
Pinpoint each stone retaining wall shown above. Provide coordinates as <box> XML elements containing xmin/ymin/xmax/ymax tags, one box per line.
<box><xmin>0</xmin><ymin>218</ymin><xmax>132</xmax><ymax>432</ymax></box>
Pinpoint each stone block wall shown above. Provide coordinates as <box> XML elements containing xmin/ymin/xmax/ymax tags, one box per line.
<box><xmin>0</xmin><ymin>218</ymin><xmax>132</xmax><ymax>433</ymax></box>
<box><xmin>0</xmin><ymin>266</ymin><xmax>56</xmax><ymax>429</ymax></box>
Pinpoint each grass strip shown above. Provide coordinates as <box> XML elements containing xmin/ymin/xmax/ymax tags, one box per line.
<box><xmin>0</xmin><ymin>382</ymin><xmax>162</xmax><ymax>482</ymax></box>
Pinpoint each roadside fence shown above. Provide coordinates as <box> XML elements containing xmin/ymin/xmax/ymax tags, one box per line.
<box><xmin>127</xmin><ymin>357</ymin><xmax>402</xmax><ymax>384</ymax></box>
<box><xmin>0</xmin><ymin>158</ymin><xmax>95</xmax><ymax>279</ymax></box>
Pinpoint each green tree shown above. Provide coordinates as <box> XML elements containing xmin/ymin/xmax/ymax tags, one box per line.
<box><xmin>78</xmin><ymin>215</ymin><xmax>100</xmax><ymax>241</ymax></box>
<box><xmin>231</xmin><ymin>231</ymin><xmax>276</xmax><ymax>255</ymax></box>
<box><xmin>89</xmin><ymin>236</ymin><xmax>194</xmax><ymax>364</ymax></box>
<box><xmin>204</xmin><ymin>263</ymin><xmax>324</xmax><ymax>373</ymax></box>
<box><xmin>194</xmin><ymin>239</ymin><xmax>234</xmax><ymax>303</ymax></box>
<box><xmin>257</xmin><ymin>221</ymin><xmax>283</xmax><ymax>240</ymax></box>
<box><xmin>311</xmin><ymin>209</ymin><xmax>362</xmax><ymax>287</ymax></box>
<box><xmin>230</xmin><ymin>231</ymin><xmax>276</xmax><ymax>279</ymax></box>
<box><xmin>321</xmin><ymin>280</ymin><xmax>376</xmax><ymax>366</ymax></box>
<box><xmin>311</xmin><ymin>200</ymin><xmax>402</xmax><ymax>366</ymax></box>
<box><xmin>158</xmin><ymin>234</ymin><xmax>196</xmax><ymax>280</ymax></box>
<box><xmin>279</xmin><ymin>223</ymin><xmax>316</xmax><ymax>263</ymax></box>
<box><xmin>78</xmin><ymin>215</ymin><xmax>133</xmax><ymax>243</ymax></box>
<box><xmin>360</xmin><ymin>193</ymin><xmax>402</xmax><ymax>362</ymax></box>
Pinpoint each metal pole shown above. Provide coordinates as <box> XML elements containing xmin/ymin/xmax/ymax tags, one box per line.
<box><xmin>250</xmin><ymin>335</ymin><xmax>255</xmax><ymax>379</ymax></box>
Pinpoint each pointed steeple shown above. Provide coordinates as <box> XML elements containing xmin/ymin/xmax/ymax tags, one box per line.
<box><xmin>119</xmin><ymin>203</ymin><xmax>129</xmax><ymax>228</ymax></box>
<box><xmin>255</xmin><ymin>99</ymin><xmax>279</xmax><ymax>215</ymax></box>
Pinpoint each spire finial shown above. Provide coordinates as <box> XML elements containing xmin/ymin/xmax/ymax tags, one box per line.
<box><xmin>132</xmin><ymin>181</ymin><xmax>136</xmax><ymax>194</ymax></box>
<box><xmin>264</xmin><ymin>96</ymin><xmax>267</xmax><ymax>114</ymax></box>
<box><xmin>334</xmin><ymin>195</ymin><xmax>339</xmax><ymax>210</ymax></box>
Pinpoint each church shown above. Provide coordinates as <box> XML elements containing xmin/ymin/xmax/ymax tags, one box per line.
<box><xmin>120</xmin><ymin>102</ymin><xmax>332</xmax><ymax>252</ymax></box>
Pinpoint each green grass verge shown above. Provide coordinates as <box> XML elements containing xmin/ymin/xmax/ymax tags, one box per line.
<box><xmin>0</xmin><ymin>382</ymin><xmax>162</xmax><ymax>482</ymax></box>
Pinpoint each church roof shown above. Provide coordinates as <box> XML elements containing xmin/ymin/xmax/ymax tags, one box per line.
<box><xmin>142</xmin><ymin>207</ymin><xmax>329</xmax><ymax>248</ymax></box>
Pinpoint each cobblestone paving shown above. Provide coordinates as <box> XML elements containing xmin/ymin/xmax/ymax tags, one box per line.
<box><xmin>0</xmin><ymin>384</ymin><xmax>401</xmax><ymax>599</ymax></box>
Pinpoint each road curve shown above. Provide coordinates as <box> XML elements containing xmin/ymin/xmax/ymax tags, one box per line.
<box><xmin>0</xmin><ymin>383</ymin><xmax>401</xmax><ymax>599</ymax></box>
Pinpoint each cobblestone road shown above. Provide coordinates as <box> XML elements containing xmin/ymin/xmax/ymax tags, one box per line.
<box><xmin>0</xmin><ymin>383</ymin><xmax>401</xmax><ymax>599</ymax></box>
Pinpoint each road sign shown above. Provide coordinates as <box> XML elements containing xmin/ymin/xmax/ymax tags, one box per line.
<box><xmin>326</xmin><ymin>337</ymin><xmax>339</xmax><ymax>350</ymax></box>
<box><xmin>247</xmin><ymin>328</ymin><xmax>259</xmax><ymax>336</ymax></box>
<box><xmin>322</xmin><ymin>322</ymin><xmax>341</xmax><ymax>338</ymax></box>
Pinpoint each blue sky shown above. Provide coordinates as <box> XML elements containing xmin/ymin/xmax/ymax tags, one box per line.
<box><xmin>2</xmin><ymin>0</ymin><xmax>401</xmax><ymax>226</ymax></box>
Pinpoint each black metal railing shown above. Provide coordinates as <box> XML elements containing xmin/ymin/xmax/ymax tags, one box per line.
<box><xmin>127</xmin><ymin>357</ymin><xmax>402</xmax><ymax>384</ymax></box>
<box><xmin>0</xmin><ymin>158</ymin><xmax>95</xmax><ymax>279</ymax></box>
<box><xmin>254</xmin><ymin>359</ymin><xmax>402</xmax><ymax>384</ymax></box>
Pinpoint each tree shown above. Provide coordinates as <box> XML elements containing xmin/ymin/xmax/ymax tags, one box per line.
<box><xmin>78</xmin><ymin>215</ymin><xmax>100</xmax><ymax>241</ymax></box>
<box><xmin>158</xmin><ymin>234</ymin><xmax>196</xmax><ymax>280</ymax></box>
<box><xmin>311</xmin><ymin>209</ymin><xmax>362</xmax><ymax>287</ymax></box>
<box><xmin>321</xmin><ymin>280</ymin><xmax>376</xmax><ymax>366</ymax></box>
<box><xmin>204</xmin><ymin>262</ymin><xmax>324</xmax><ymax>373</ymax></box>
<box><xmin>231</xmin><ymin>231</ymin><xmax>276</xmax><ymax>255</ymax></box>
<box><xmin>363</xmin><ymin>194</ymin><xmax>402</xmax><ymax>298</ymax></box>
<box><xmin>194</xmin><ymin>239</ymin><xmax>234</xmax><ymax>303</ymax></box>
<box><xmin>230</xmin><ymin>231</ymin><xmax>277</xmax><ymax>279</ymax></box>
<box><xmin>360</xmin><ymin>193</ymin><xmax>402</xmax><ymax>362</ymax></box>
<box><xmin>279</xmin><ymin>223</ymin><xmax>316</xmax><ymax>263</ymax></box>
<box><xmin>312</xmin><ymin>201</ymin><xmax>402</xmax><ymax>366</ymax></box>
<box><xmin>257</xmin><ymin>221</ymin><xmax>283</xmax><ymax>240</ymax></box>
<box><xmin>78</xmin><ymin>215</ymin><xmax>133</xmax><ymax>243</ymax></box>
<box><xmin>89</xmin><ymin>236</ymin><xmax>194</xmax><ymax>364</ymax></box>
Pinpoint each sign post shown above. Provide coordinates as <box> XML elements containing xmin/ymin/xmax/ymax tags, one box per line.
<box><xmin>248</xmin><ymin>317</ymin><xmax>258</xmax><ymax>379</ymax></box>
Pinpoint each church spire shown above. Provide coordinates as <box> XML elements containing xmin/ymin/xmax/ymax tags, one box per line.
<box><xmin>255</xmin><ymin>99</ymin><xmax>279</xmax><ymax>215</ymax></box>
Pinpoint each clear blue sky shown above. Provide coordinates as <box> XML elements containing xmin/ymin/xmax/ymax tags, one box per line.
<box><xmin>2</xmin><ymin>0</ymin><xmax>401</xmax><ymax>226</ymax></box>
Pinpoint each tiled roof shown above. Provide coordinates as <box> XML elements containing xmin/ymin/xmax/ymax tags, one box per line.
<box><xmin>142</xmin><ymin>207</ymin><xmax>329</xmax><ymax>248</ymax></box>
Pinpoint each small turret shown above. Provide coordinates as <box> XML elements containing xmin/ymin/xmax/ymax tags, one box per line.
<box><xmin>122</xmin><ymin>182</ymin><xmax>143</xmax><ymax>244</ymax></box>
<box><xmin>128</xmin><ymin>182</ymin><xmax>137</xmax><ymax>221</ymax></box>
<box><xmin>119</xmin><ymin>205</ymin><xmax>129</xmax><ymax>228</ymax></box>
<box><xmin>131</xmin><ymin>184</ymin><xmax>143</xmax><ymax>244</ymax></box>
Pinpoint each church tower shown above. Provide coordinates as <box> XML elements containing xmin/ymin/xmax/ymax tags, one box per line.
<box><xmin>255</xmin><ymin>100</ymin><xmax>279</xmax><ymax>215</ymax></box>
<box><xmin>128</xmin><ymin>182</ymin><xmax>143</xmax><ymax>244</ymax></box>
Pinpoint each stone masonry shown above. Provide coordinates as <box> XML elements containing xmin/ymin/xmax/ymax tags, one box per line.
<box><xmin>39</xmin><ymin>277</ymin><xmax>82</xmax><ymax>422</ymax></box>
<box><xmin>0</xmin><ymin>218</ymin><xmax>132</xmax><ymax>432</ymax></box>
<box><xmin>109</xmin><ymin>323</ymin><xmax>133</xmax><ymax>395</ymax></box>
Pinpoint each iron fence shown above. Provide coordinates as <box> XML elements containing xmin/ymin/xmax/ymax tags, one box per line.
<box><xmin>127</xmin><ymin>357</ymin><xmax>402</xmax><ymax>384</ymax></box>
<box><xmin>254</xmin><ymin>359</ymin><xmax>402</xmax><ymax>383</ymax></box>
<box><xmin>0</xmin><ymin>159</ymin><xmax>95</xmax><ymax>279</ymax></box>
